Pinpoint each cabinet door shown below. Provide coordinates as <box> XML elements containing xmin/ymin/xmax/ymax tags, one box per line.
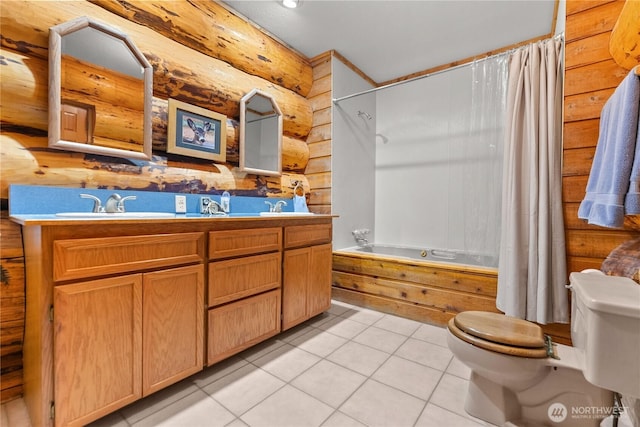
<box><xmin>307</xmin><ymin>243</ymin><xmax>333</xmax><ymax>318</ymax></box>
<box><xmin>207</xmin><ymin>289</ymin><xmax>281</xmax><ymax>365</ymax></box>
<box><xmin>54</xmin><ymin>275</ymin><xmax>143</xmax><ymax>427</ymax></box>
<box><xmin>143</xmin><ymin>264</ymin><xmax>204</xmax><ymax>395</ymax></box>
<box><xmin>282</xmin><ymin>247</ymin><xmax>310</xmax><ymax>331</ymax></box>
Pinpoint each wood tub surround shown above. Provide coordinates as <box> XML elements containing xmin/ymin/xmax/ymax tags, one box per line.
<box><xmin>331</xmin><ymin>251</ymin><xmax>572</xmax><ymax>345</ymax></box>
<box><xmin>13</xmin><ymin>215</ymin><xmax>334</xmax><ymax>427</ymax></box>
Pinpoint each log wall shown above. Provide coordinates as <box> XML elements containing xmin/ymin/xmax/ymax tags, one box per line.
<box><xmin>0</xmin><ymin>0</ymin><xmax>317</xmax><ymax>403</ymax></box>
<box><xmin>563</xmin><ymin>0</ymin><xmax>640</xmax><ymax>273</ymax></box>
<box><xmin>305</xmin><ymin>52</ymin><xmax>334</xmax><ymax>214</ymax></box>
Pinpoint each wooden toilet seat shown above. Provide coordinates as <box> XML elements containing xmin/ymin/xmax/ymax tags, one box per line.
<box><xmin>448</xmin><ymin>311</ymin><xmax>548</xmax><ymax>358</ymax></box>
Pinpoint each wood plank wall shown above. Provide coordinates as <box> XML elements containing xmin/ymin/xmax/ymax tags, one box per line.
<box><xmin>306</xmin><ymin>52</ymin><xmax>334</xmax><ymax>214</ymax></box>
<box><xmin>563</xmin><ymin>0</ymin><xmax>640</xmax><ymax>274</ymax></box>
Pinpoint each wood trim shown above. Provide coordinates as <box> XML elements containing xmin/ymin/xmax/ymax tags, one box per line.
<box><xmin>53</xmin><ymin>232</ymin><xmax>205</xmax><ymax>282</ymax></box>
<box><xmin>208</xmin><ymin>252</ymin><xmax>281</xmax><ymax>306</ymax></box>
<box><xmin>208</xmin><ymin>227</ymin><xmax>281</xmax><ymax>260</ymax></box>
<box><xmin>284</xmin><ymin>223</ymin><xmax>332</xmax><ymax>249</ymax></box>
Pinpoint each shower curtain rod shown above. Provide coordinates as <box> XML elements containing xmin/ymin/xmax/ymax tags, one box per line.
<box><xmin>332</xmin><ymin>33</ymin><xmax>565</xmax><ymax>104</ymax></box>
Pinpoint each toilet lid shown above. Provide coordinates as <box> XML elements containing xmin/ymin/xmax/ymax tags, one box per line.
<box><xmin>453</xmin><ymin>311</ymin><xmax>546</xmax><ymax>348</ymax></box>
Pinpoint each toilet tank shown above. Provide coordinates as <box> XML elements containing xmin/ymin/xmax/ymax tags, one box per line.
<box><xmin>569</xmin><ymin>272</ymin><xmax>640</xmax><ymax>398</ymax></box>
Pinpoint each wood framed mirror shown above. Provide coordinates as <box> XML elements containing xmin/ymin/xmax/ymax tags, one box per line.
<box><xmin>49</xmin><ymin>16</ymin><xmax>153</xmax><ymax>160</ymax></box>
<box><xmin>239</xmin><ymin>89</ymin><xmax>283</xmax><ymax>176</ymax></box>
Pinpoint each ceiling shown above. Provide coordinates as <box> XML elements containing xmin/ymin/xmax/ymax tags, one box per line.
<box><xmin>222</xmin><ymin>0</ymin><xmax>559</xmax><ymax>84</ymax></box>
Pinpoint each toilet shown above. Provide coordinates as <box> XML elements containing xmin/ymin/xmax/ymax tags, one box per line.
<box><xmin>446</xmin><ymin>272</ymin><xmax>640</xmax><ymax>427</ymax></box>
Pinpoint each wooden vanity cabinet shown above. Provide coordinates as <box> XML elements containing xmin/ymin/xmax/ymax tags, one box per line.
<box><xmin>282</xmin><ymin>224</ymin><xmax>333</xmax><ymax>330</ymax></box>
<box><xmin>50</xmin><ymin>232</ymin><xmax>205</xmax><ymax>427</ymax></box>
<box><xmin>207</xmin><ymin>227</ymin><xmax>282</xmax><ymax>365</ymax></box>
<box><xmin>16</xmin><ymin>216</ymin><xmax>333</xmax><ymax>427</ymax></box>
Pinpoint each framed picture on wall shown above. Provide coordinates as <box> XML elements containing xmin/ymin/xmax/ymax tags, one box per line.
<box><xmin>167</xmin><ymin>98</ymin><xmax>227</xmax><ymax>162</ymax></box>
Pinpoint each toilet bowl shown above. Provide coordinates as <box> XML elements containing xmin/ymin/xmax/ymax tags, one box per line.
<box><xmin>446</xmin><ymin>272</ymin><xmax>640</xmax><ymax>427</ymax></box>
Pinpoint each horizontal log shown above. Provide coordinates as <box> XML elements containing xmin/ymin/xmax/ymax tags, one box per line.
<box><xmin>332</xmin><ymin>287</ymin><xmax>454</xmax><ymax>328</ymax></box>
<box><xmin>563</xmin><ymin>147</ymin><xmax>595</xmax><ymax>177</ymax></box>
<box><xmin>565</xmin><ymin>32</ymin><xmax>614</xmax><ymax>69</ymax></box>
<box><xmin>565</xmin><ymin>1</ymin><xmax>624</xmax><ymax>42</ymax></box>
<box><xmin>151</xmin><ymin>97</ymin><xmax>309</xmax><ymax>171</ymax></box>
<box><xmin>0</xmin><ymin>217</ymin><xmax>24</xmax><ymax>259</ymax></box>
<box><xmin>332</xmin><ymin>253</ymin><xmax>497</xmax><ymax>296</ymax></box>
<box><xmin>0</xmin><ymin>132</ymin><xmax>308</xmax><ymax>199</ymax></box>
<box><xmin>0</xmin><ymin>1</ymin><xmax>313</xmax><ymax>138</ymax></box>
<box><xmin>61</xmin><ymin>54</ymin><xmax>144</xmax><ymax>112</ymax></box>
<box><xmin>609</xmin><ymin>0</ymin><xmax>640</xmax><ymax>70</ymax></box>
<box><xmin>564</xmin><ymin>60</ymin><xmax>629</xmax><ymax>96</ymax></box>
<box><xmin>565</xmin><ymin>229</ymin><xmax>639</xmax><ymax>259</ymax></box>
<box><xmin>333</xmin><ymin>271</ymin><xmax>500</xmax><ymax>314</ymax></box>
<box><xmin>563</xmin><ymin>119</ymin><xmax>600</xmax><ymax>150</ymax></box>
<box><xmin>1</xmin><ymin>48</ymin><xmax>309</xmax><ymax>172</ymax></box>
<box><xmin>564</xmin><ymin>88</ymin><xmax>615</xmax><ymax>122</ymax></box>
<box><xmin>90</xmin><ymin>0</ymin><xmax>313</xmax><ymax>97</ymax></box>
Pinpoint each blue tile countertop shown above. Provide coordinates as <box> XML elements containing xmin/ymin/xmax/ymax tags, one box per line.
<box><xmin>9</xmin><ymin>184</ymin><xmax>293</xmax><ymax>217</ymax></box>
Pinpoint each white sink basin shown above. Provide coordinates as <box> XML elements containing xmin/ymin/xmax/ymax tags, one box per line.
<box><xmin>55</xmin><ymin>212</ymin><xmax>176</xmax><ymax>219</ymax></box>
<box><xmin>259</xmin><ymin>212</ymin><xmax>314</xmax><ymax>217</ymax></box>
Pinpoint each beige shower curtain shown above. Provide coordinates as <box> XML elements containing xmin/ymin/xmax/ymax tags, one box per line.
<box><xmin>496</xmin><ymin>38</ymin><xmax>569</xmax><ymax>324</ymax></box>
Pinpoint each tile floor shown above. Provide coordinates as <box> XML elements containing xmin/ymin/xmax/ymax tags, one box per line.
<box><xmin>1</xmin><ymin>300</ymin><xmax>496</xmax><ymax>427</ymax></box>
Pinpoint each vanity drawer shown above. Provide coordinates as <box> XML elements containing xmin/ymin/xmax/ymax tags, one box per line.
<box><xmin>208</xmin><ymin>252</ymin><xmax>281</xmax><ymax>306</ymax></box>
<box><xmin>53</xmin><ymin>233</ymin><xmax>205</xmax><ymax>282</ymax></box>
<box><xmin>209</xmin><ymin>227</ymin><xmax>282</xmax><ymax>259</ymax></box>
<box><xmin>207</xmin><ymin>289</ymin><xmax>281</xmax><ymax>365</ymax></box>
<box><xmin>284</xmin><ymin>223</ymin><xmax>332</xmax><ymax>249</ymax></box>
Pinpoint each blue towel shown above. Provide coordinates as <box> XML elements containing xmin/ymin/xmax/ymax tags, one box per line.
<box><xmin>578</xmin><ymin>70</ymin><xmax>640</xmax><ymax>228</ymax></box>
<box><xmin>625</xmin><ymin>107</ymin><xmax>640</xmax><ymax>214</ymax></box>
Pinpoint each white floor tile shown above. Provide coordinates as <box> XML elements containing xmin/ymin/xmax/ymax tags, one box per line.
<box><xmin>372</xmin><ymin>355</ymin><xmax>443</xmax><ymax>400</ymax></box>
<box><xmin>395</xmin><ymin>337</ymin><xmax>453</xmax><ymax>371</ymax></box>
<box><xmin>327</xmin><ymin>341</ymin><xmax>390</xmax><ymax>376</ymax></box>
<box><xmin>191</xmin><ymin>356</ymin><xmax>249</xmax><ymax>388</ymax></box>
<box><xmin>327</xmin><ymin>300</ymin><xmax>356</xmax><ymax>316</ymax></box>
<box><xmin>240</xmin><ymin>385</ymin><xmax>333</xmax><ymax>427</ymax></box>
<box><xmin>373</xmin><ymin>314</ymin><xmax>422</xmax><ymax>336</ymax></box>
<box><xmin>131</xmin><ymin>389</ymin><xmax>235</xmax><ymax>427</ymax></box>
<box><xmin>1</xmin><ymin>399</ymin><xmax>32</xmax><ymax>427</ymax></box>
<box><xmin>87</xmin><ymin>411</ymin><xmax>128</xmax><ymax>427</ymax></box>
<box><xmin>321</xmin><ymin>411</ymin><xmax>367</xmax><ymax>427</ymax></box>
<box><xmin>119</xmin><ymin>380</ymin><xmax>201</xmax><ymax>424</ymax></box>
<box><xmin>429</xmin><ymin>373</ymin><xmax>473</xmax><ymax>420</ymax></box>
<box><xmin>415</xmin><ymin>403</ymin><xmax>484</xmax><ymax>427</ymax></box>
<box><xmin>339</xmin><ymin>379</ymin><xmax>426</xmax><ymax>427</ymax></box>
<box><xmin>202</xmin><ymin>363</ymin><xmax>285</xmax><ymax>416</ymax></box>
<box><xmin>238</xmin><ymin>337</ymin><xmax>288</xmax><ymax>362</ymax></box>
<box><xmin>251</xmin><ymin>343</ymin><xmax>321</xmax><ymax>382</ymax></box>
<box><xmin>446</xmin><ymin>355</ymin><xmax>472</xmax><ymax>380</ymax></box>
<box><xmin>412</xmin><ymin>322</ymin><xmax>450</xmax><ymax>347</ymax></box>
<box><xmin>288</xmin><ymin>327</ymin><xmax>349</xmax><ymax>358</ymax></box>
<box><xmin>316</xmin><ymin>316</ymin><xmax>370</xmax><ymax>339</ymax></box>
<box><xmin>291</xmin><ymin>359</ymin><xmax>367</xmax><ymax>408</ymax></box>
<box><xmin>340</xmin><ymin>307</ymin><xmax>385</xmax><ymax>325</ymax></box>
<box><xmin>352</xmin><ymin>325</ymin><xmax>408</xmax><ymax>354</ymax></box>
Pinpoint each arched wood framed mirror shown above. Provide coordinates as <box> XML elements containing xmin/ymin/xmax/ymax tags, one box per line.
<box><xmin>49</xmin><ymin>16</ymin><xmax>153</xmax><ymax>160</ymax></box>
<box><xmin>239</xmin><ymin>89</ymin><xmax>283</xmax><ymax>176</ymax></box>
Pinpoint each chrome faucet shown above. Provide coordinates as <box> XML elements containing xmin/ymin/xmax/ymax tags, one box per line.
<box><xmin>80</xmin><ymin>194</ymin><xmax>104</xmax><ymax>213</ymax></box>
<box><xmin>265</xmin><ymin>200</ymin><xmax>287</xmax><ymax>213</ymax></box>
<box><xmin>104</xmin><ymin>193</ymin><xmax>137</xmax><ymax>213</ymax></box>
<box><xmin>352</xmin><ymin>229</ymin><xmax>370</xmax><ymax>247</ymax></box>
<box><xmin>203</xmin><ymin>199</ymin><xmax>226</xmax><ymax>215</ymax></box>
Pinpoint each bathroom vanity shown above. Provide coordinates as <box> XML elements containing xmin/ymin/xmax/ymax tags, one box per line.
<box><xmin>11</xmin><ymin>214</ymin><xmax>333</xmax><ymax>427</ymax></box>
